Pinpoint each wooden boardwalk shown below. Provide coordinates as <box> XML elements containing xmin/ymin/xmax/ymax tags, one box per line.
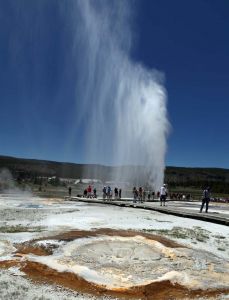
<box><xmin>67</xmin><ymin>197</ymin><xmax>229</xmax><ymax>226</ymax></box>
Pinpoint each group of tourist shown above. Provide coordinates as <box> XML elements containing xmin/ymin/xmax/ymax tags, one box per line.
<box><xmin>102</xmin><ymin>186</ymin><xmax>122</xmax><ymax>200</ymax></box>
<box><xmin>83</xmin><ymin>185</ymin><xmax>97</xmax><ymax>198</ymax></box>
<box><xmin>133</xmin><ymin>186</ymin><xmax>146</xmax><ymax>203</ymax></box>
<box><xmin>169</xmin><ymin>193</ymin><xmax>192</xmax><ymax>200</ymax></box>
<box><xmin>68</xmin><ymin>183</ymin><xmax>212</xmax><ymax>213</ymax></box>
<box><xmin>132</xmin><ymin>185</ymin><xmax>169</xmax><ymax>204</ymax></box>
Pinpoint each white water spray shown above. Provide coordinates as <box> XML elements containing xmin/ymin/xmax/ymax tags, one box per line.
<box><xmin>70</xmin><ymin>1</ymin><xmax>169</xmax><ymax>189</ymax></box>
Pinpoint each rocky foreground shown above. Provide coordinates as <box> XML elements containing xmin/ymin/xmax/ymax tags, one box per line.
<box><xmin>0</xmin><ymin>193</ymin><xmax>228</xmax><ymax>299</ymax></box>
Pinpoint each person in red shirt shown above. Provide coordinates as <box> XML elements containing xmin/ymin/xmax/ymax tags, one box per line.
<box><xmin>87</xmin><ymin>185</ymin><xmax>92</xmax><ymax>198</ymax></box>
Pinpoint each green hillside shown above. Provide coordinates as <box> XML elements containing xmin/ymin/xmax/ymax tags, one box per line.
<box><xmin>0</xmin><ymin>155</ymin><xmax>228</xmax><ymax>193</ymax></box>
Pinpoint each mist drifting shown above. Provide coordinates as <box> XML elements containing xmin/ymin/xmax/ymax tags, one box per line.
<box><xmin>70</xmin><ymin>1</ymin><xmax>169</xmax><ymax>189</ymax></box>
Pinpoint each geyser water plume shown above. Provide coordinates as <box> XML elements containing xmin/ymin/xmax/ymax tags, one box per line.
<box><xmin>71</xmin><ymin>1</ymin><xmax>169</xmax><ymax>189</ymax></box>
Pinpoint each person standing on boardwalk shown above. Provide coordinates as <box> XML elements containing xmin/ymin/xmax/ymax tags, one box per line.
<box><xmin>87</xmin><ymin>185</ymin><xmax>92</xmax><ymax>198</ymax></box>
<box><xmin>114</xmin><ymin>187</ymin><xmax>118</xmax><ymax>200</ymax></box>
<box><xmin>93</xmin><ymin>187</ymin><xmax>97</xmax><ymax>198</ymax></box>
<box><xmin>139</xmin><ymin>187</ymin><xmax>143</xmax><ymax>202</ymax></box>
<box><xmin>68</xmin><ymin>186</ymin><xmax>72</xmax><ymax>197</ymax></box>
<box><xmin>107</xmin><ymin>186</ymin><xmax>111</xmax><ymax>200</ymax></box>
<box><xmin>102</xmin><ymin>186</ymin><xmax>107</xmax><ymax>200</ymax></box>
<box><xmin>200</xmin><ymin>187</ymin><xmax>211</xmax><ymax>213</ymax></box>
<box><xmin>133</xmin><ymin>187</ymin><xmax>138</xmax><ymax>203</ymax></box>
<box><xmin>118</xmin><ymin>188</ymin><xmax>122</xmax><ymax>199</ymax></box>
<box><xmin>160</xmin><ymin>184</ymin><xmax>167</xmax><ymax>206</ymax></box>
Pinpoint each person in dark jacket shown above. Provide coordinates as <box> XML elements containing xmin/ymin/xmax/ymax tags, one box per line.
<box><xmin>119</xmin><ymin>188</ymin><xmax>122</xmax><ymax>199</ymax></box>
<box><xmin>200</xmin><ymin>187</ymin><xmax>211</xmax><ymax>213</ymax></box>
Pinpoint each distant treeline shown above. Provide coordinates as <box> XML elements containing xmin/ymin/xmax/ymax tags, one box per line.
<box><xmin>0</xmin><ymin>155</ymin><xmax>229</xmax><ymax>193</ymax></box>
<box><xmin>165</xmin><ymin>166</ymin><xmax>229</xmax><ymax>193</ymax></box>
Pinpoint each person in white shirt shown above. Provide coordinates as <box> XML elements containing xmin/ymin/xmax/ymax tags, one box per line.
<box><xmin>160</xmin><ymin>184</ymin><xmax>167</xmax><ymax>206</ymax></box>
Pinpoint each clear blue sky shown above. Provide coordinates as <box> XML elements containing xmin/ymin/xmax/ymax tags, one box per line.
<box><xmin>0</xmin><ymin>0</ymin><xmax>228</xmax><ymax>168</ymax></box>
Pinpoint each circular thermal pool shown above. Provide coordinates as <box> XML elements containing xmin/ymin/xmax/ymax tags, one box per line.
<box><xmin>29</xmin><ymin>235</ymin><xmax>229</xmax><ymax>291</ymax></box>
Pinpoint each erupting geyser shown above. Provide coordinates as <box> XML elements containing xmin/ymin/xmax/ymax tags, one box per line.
<box><xmin>66</xmin><ymin>0</ymin><xmax>170</xmax><ymax>189</ymax></box>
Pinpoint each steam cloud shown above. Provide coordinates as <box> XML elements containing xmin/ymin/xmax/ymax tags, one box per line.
<box><xmin>0</xmin><ymin>169</ymin><xmax>15</xmax><ymax>191</ymax></box>
<box><xmin>70</xmin><ymin>1</ymin><xmax>169</xmax><ymax>189</ymax></box>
